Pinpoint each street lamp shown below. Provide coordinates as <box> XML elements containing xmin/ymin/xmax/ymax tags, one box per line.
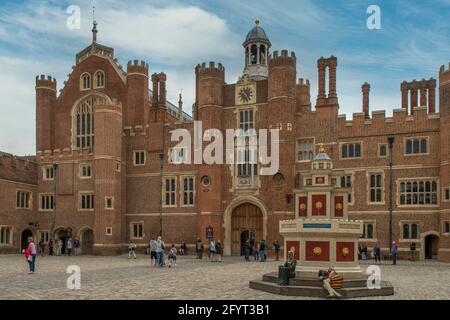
<box><xmin>159</xmin><ymin>153</ymin><xmax>164</xmax><ymax>237</ymax></box>
<box><xmin>387</xmin><ymin>137</ymin><xmax>395</xmax><ymax>254</ymax></box>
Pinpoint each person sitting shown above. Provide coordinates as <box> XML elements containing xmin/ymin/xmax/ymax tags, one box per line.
<box><xmin>319</xmin><ymin>267</ymin><xmax>343</xmax><ymax>298</ymax></box>
<box><xmin>284</xmin><ymin>248</ymin><xmax>297</xmax><ymax>278</ymax></box>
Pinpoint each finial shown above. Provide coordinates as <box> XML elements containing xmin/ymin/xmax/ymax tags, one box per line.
<box><xmin>255</xmin><ymin>19</ymin><xmax>260</xmax><ymax>26</ymax></box>
<box><xmin>92</xmin><ymin>5</ymin><xmax>98</xmax><ymax>43</ymax></box>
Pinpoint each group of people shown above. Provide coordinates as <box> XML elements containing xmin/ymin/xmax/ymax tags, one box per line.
<box><xmin>37</xmin><ymin>237</ymin><xmax>81</xmax><ymax>256</ymax></box>
<box><xmin>134</xmin><ymin>236</ymin><xmax>178</xmax><ymax>268</ymax></box>
<box><xmin>243</xmin><ymin>239</ymin><xmax>279</xmax><ymax>262</ymax></box>
<box><xmin>194</xmin><ymin>238</ymin><xmax>223</xmax><ymax>262</ymax></box>
<box><xmin>24</xmin><ymin>237</ymin><xmax>83</xmax><ymax>274</ymax></box>
<box><xmin>359</xmin><ymin>242</ymin><xmax>398</xmax><ymax>265</ymax></box>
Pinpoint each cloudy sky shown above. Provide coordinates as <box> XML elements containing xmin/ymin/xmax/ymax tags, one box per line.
<box><xmin>0</xmin><ymin>0</ymin><xmax>449</xmax><ymax>155</ymax></box>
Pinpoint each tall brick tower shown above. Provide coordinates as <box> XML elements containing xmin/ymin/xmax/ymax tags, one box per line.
<box><xmin>439</xmin><ymin>63</ymin><xmax>450</xmax><ymax>262</ymax></box>
<box><xmin>195</xmin><ymin>62</ymin><xmax>225</xmax><ymax>243</ymax></box>
<box><xmin>126</xmin><ymin>60</ymin><xmax>149</xmax><ymax>127</ymax></box>
<box><xmin>93</xmin><ymin>99</ymin><xmax>123</xmax><ymax>255</ymax></box>
<box><xmin>35</xmin><ymin>75</ymin><xmax>57</xmax><ymax>152</ymax></box>
<box><xmin>267</xmin><ymin>50</ymin><xmax>296</xmax><ymax>212</ymax></box>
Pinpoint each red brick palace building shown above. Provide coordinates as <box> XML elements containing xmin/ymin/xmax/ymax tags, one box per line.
<box><xmin>1</xmin><ymin>21</ymin><xmax>450</xmax><ymax>261</ymax></box>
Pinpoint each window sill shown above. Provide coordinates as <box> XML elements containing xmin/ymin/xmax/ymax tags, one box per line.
<box><xmin>397</xmin><ymin>205</ymin><xmax>439</xmax><ymax>208</ymax></box>
<box><xmin>359</xmin><ymin>238</ymin><xmax>378</xmax><ymax>242</ymax></box>
<box><xmin>398</xmin><ymin>239</ymin><xmax>420</xmax><ymax>243</ymax></box>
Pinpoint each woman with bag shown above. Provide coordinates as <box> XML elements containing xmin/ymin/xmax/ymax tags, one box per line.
<box><xmin>26</xmin><ymin>237</ymin><xmax>37</xmax><ymax>274</ymax></box>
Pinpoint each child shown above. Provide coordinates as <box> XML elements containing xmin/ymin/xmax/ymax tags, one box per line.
<box><xmin>24</xmin><ymin>247</ymin><xmax>32</xmax><ymax>274</ymax></box>
<box><xmin>168</xmin><ymin>244</ymin><xmax>177</xmax><ymax>268</ymax></box>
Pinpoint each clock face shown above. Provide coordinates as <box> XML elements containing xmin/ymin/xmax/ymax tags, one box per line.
<box><xmin>238</xmin><ymin>86</ymin><xmax>254</xmax><ymax>104</ymax></box>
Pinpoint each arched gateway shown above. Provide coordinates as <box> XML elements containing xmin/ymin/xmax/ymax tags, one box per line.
<box><xmin>231</xmin><ymin>203</ymin><xmax>263</xmax><ymax>256</ymax></box>
<box><xmin>223</xmin><ymin>197</ymin><xmax>268</xmax><ymax>256</ymax></box>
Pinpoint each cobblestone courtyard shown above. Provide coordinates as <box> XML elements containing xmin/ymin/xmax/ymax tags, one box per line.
<box><xmin>0</xmin><ymin>254</ymin><xmax>449</xmax><ymax>300</ymax></box>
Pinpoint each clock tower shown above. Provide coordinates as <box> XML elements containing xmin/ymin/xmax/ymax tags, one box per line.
<box><xmin>243</xmin><ymin>20</ymin><xmax>271</xmax><ymax>80</ymax></box>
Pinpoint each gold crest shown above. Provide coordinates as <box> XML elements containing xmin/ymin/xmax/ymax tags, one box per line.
<box><xmin>313</xmin><ymin>247</ymin><xmax>322</xmax><ymax>256</ymax></box>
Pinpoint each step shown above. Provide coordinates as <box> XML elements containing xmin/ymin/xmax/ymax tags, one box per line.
<box><xmin>262</xmin><ymin>272</ymin><xmax>368</xmax><ymax>288</ymax></box>
<box><xmin>249</xmin><ymin>280</ymin><xmax>395</xmax><ymax>299</ymax></box>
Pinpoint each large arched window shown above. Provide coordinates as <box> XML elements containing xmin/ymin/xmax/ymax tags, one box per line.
<box><xmin>94</xmin><ymin>71</ymin><xmax>105</xmax><ymax>88</ymax></box>
<box><xmin>72</xmin><ymin>95</ymin><xmax>107</xmax><ymax>149</ymax></box>
<box><xmin>80</xmin><ymin>73</ymin><xmax>91</xmax><ymax>90</ymax></box>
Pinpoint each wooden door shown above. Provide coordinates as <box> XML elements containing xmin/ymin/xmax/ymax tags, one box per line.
<box><xmin>231</xmin><ymin>203</ymin><xmax>263</xmax><ymax>255</ymax></box>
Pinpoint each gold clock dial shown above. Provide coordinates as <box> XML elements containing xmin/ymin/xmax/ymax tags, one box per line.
<box><xmin>238</xmin><ymin>86</ymin><xmax>254</xmax><ymax>104</ymax></box>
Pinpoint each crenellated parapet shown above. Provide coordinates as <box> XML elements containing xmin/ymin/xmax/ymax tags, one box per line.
<box><xmin>35</xmin><ymin>75</ymin><xmax>57</xmax><ymax>91</ymax></box>
<box><xmin>195</xmin><ymin>61</ymin><xmax>225</xmax><ymax>80</ymax></box>
<box><xmin>37</xmin><ymin>147</ymin><xmax>95</xmax><ymax>164</ymax></box>
<box><xmin>0</xmin><ymin>152</ymin><xmax>38</xmax><ymax>184</ymax></box>
<box><xmin>440</xmin><ymin>62</ymin><xmax>450</xmax><ymax>84</ymax></box>
<box><xmin>127</xmin><ymin>60</ymin><xmax>149</xmax><ymax>76</ymax></box>
<box><xmin>268</xmin><ymin>50</ymin><xmax>296</xmax><ymax>68</ymax></box>
<box><xmin>195</xmin><ymin>62</ymin><xmax>226</xmax><ymax>109</ymax></box>
<box><xmin>335</xmin><ymin>106</ymin><xmax>440</xmax><ymax>136</ymax></box>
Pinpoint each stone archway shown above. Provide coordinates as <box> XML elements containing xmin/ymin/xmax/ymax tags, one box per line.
<box><xmin>223</xmin><ymin>196</ymin><xmax>268</xmax><ymax>256</ymax></box>
<box><xmin>231</xmin><ymin>203</ymin><xmax>263</xmax><ymax>256</ymax></box>
<box><xmin>54</xmin><ymin>227</ymin><xmax>68</xmax><ymax>255</ymax></box>
<box><xmin>79</xmin><ymin>227</ymin><xmax>94</xmax><ymax>255</ymax></box>
<box><xmin>20</xmin><ymin>228</ymin><xmax>33</xmax><ymax>251</ymax></box>
<box><xmin>420</xmin><ymin>231</ymin><xmax>440</xmax><ymax>260</ymax></box>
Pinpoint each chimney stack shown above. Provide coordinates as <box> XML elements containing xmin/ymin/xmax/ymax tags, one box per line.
<box><xmin>362</xmin><ymin>82</ymin><xmax>370</xmax><ymax>118</ymax></box>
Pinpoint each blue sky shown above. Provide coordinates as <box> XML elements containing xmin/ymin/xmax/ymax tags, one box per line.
<box><xmin>0</xmin><ymin>0</ymin><xmax>449</xmax><ymax>155</ymax></box>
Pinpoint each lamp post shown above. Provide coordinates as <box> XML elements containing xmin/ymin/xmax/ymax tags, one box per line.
<box><xmin>159</xmin><ymin>153</ymin><xmax>164</xmax><ymax>237</ymax></box>
<box><xmin>387</xmin><ymin>137</ymin><xmax>395</xmax><ymax>253</ymax></box>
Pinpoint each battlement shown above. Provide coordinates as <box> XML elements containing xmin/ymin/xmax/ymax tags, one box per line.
<box><xmin>0</xmin><ymin>151</ymin><xmax>38</xmax><ymax>184</ymax></box>
<box><xmin>440</xmin><ymin>62</ymin><xmax>450</xmax><ymax>83</ymax></box>
<box><xmin>335</xmin><ymin>106</ymin><xmax>440</xmax><ymax>133</ymax></box>
<box><xmin>195</xmin><ymin>62</ymin><xmax>225</xmax><ymax>79</ymax></box>
<box><xmin>37</xmin><ymin>147</ymin><xmax>96</xmax><ymax>164</ymax></box>
<box><xmin>35</xmin><ymin>75</ymin><xmax>57</xmax><ymax>89</ymax></box>
<box><xmin>298</xmin><ymin>78</ymin><xmax>310</xmax><ymax>87</ymax></box>
<box><xmin>269</xmin><ymin>50</ymin><xmax>296</xmax><ymax>68</ymax></box>
<box><xmin>127</xmin><ymin>60</ymin><xmax>149</xmax><ymax>74</ymax></box>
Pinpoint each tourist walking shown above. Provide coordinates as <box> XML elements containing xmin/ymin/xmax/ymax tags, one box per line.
<box><xmin>195</xmin><ymin>238</ymin><xmax>204</xmax><ymax>260</ymax></box>
<box><xmin>27</xmin><ymin>237</ymin><xmax>37</xmax><ymax>274</ymax></box>
<box><xmin>361</xmin><ymin>243</ymin><xmax>368</xmax><ymax>260</ymax></box>
<box><xmin>209</xmin><ymin>239</ymin><xmax>217</xmax><ymax>262</ymax></box>
<box><xmin>273</xmin><ymin>240</ymin><xmax>281</xmax><ymax>261</ymax></box>
<box><xmin>391</xmin><ymin>241</ymin><xmax>398</xmax><ymax>265</ymax></box>
<box><xmin>373</xmin><ymin>243</ymin><xmax>381</xmax><ymax>263</ymax></box>
<box><xmin>216</xmin><ymin>240</ymin><xmax>223</xmax><ymax>262</ymax></box>
<box><xmin>156</xmin><ymin>236</ymin><xmax>165</xmax><ymax>267</ymax></box>
<box><xmin>73</xmin><ymin>238</ymin><xmax>81</xmax><ymax>256</ymax></box>
<box><xmin>66</xmin><ymin>238</ymin><xmax>73</xmax><ymax>256</ymax></box>
<box><xmin>244</xmin><ymin>239</ymin><xmax>251</xmax><ymax>261</ymax></box>
<box><xmin>56</xmin><ymin>238</ymin><xmax>63</xmax><ymax>256</ymax></box>
<box><xmin>149</xmin><ymin>237</ymin><xmax>157</xmax><ymax>266</ymax></box>
<box><xmin>38</xmin><ymin>239</ymin><xmax>46</xmax><ymax>257</ymax></box>
<box><xmin>128</xmin><ymin>241</ymin><xmax>137</xmax><ymax>259</ymax></box>
<box><xmin>253</xmin><ymin>242</ymin><xmax>259</xmax><ymax>261</ymax></box>
<box><xmin>168</xmin><ymin>244</ymin><xmax>177</xmax><ymax>268</ymax></box>
<box><xmin>48</xmin><ymin>239</ymin><xmax>54</xmax><ymax>256</ymax></box>
<box><xmin>259</xmin><ymin>240</ymin><xmax>267</xmax><ymax>262</ymax></box>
